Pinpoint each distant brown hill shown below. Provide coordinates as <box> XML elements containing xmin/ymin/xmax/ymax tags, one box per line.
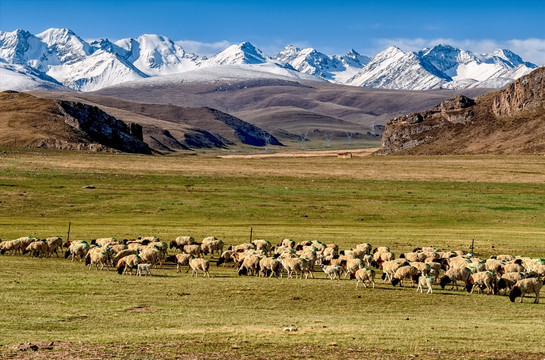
<box><xmin>30</xmin><ymin>91</ymin><xmax>282</xmax><ymax>152</ymax></box>
<box><xmin>381</xmin><ymin>67</ymin><xmax>545</xmax><ymax>155</ymax></box>
<box><xmin>92</xmin><ymin>78</ymin><xmax>489</xmax><ymax>140</ymax></box>
<box><xmin>0</xmin><ymin>91</ymin><xmax>150</xmax><ymax>153</ymax></box>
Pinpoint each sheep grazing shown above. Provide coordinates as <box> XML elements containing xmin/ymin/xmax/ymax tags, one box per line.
<box><xmin>401</xmin><ymin>252</ymin><xmax>427</xmax><ymax>263</ymax></box>
<box><xmin>85</xmin><ymin>249</ymin><xmax>111</xmax><ymax>271</ymax></box>
<box><xmin>17</xmin><ymin>236</ymin><xmax>38</xmax><ymax>253</ymax></box>
<box><xmin>497</xmin><ymin>272</ymin><xmax>525</xmax><ymax>294</ymax></box>
<box><xmin>216</xmin><ymin>250</ymin><xmax>235</xmax><ymax>267</ymax></box>
<box><xmin>352</xmin><ymin>268</ymin><xmax>375</xmax><ymax>288</ymax></box>
<box><xmin>91</xmin><ymin>237</ymin><xmax>117</xmax><ymax>247</ymax></box>
<box><xmin>502</xmin><ymin>263</ymin><xmax>524</xmax><ymax>274</ymax></box>
<box><xmin>175</xmin><ymin>253</ymin><xmax>193</xmax><ymax>273</ymax></box>
<box><xmin>137</xmin><ymin>263</ymin><xmax>153</xmax><ymax>276</ymax></box>
<box><xmin>189</xmin><ymin>258</ymin><xmax>210</xmax><ymax>277</ymax></box>
<box><xmin>258</xmin><ymin>257</ymin><xmax>281</xmax><ymax>278</ymax></box>
<box><xmin>509</xmin><ymin>278</ymin><xmax>543</xmax><ymax>303</ymax></box>
<box><xmin>355</xmin><ymin>243</ymin><xmax>372</xmax><ymax>255</ymax></box>
<box><xmin>230</xmin><ymin>243</ymin><xmax>256</xmax><ymax>253</ymax></box>
<box><xmin>112</xmin><ymin>249</ymin><xmax>137</xmax><ymax>266</ymax></box>
<box><xmin>183</xmin><ymin>244</ymin><xmax>202</xmax><ymax>258</ymax></box>
<box><xmin>138</xmin><ymin>248</ymin><xmax>160</xmax><ymax>268</ymax></box>
<box><xmin>343</xmin><ymin>258</ymin><xmax>364</xmax><ymax>279</ymax></box>
<box><xmin>279</xmin><ymin>239</ymin><xmax>295</xmax><ymax>248</ymax></box>
<box><xmin>202</xmin><ymin>239</ymin><xmax>224</xmax><ymax>257</ymax></box>
<box><xmin>0</xmin><ymin>239</ymin><xmax>22</xmax><ymax>255</ymax></box>
<box><xmin>237</xmin><ymin>254</ymin><xmax>261</xmax><ymax>276</ymax></box>
<box><xmin>45</xmin><ymin>237</ymin><xmax>63</xmax><ymax>257</ymax></box>
<box><xmin>439</xmin><ymin>266</ymin><xmax>472</xmax><ymax>290</ymax></box>
<box><xmin>252</xmin><ymin>239</ymin><xmax>272</xmax><ymax>253</ymax></box>
<box><xmin>117</xmin><ymin>254</ymin><xmax>142</xmax><ymax>275</ymax></box>
<box><xmin>380</xmin><ymin>260</ymin><xmax>408</xmax><ymax>282</ymax></box>
<box><xmin>170</xmin><ymin>236</ymin><xmax>195</xmax><ymax>250</ymax></box>
<box><xmin>391</xmin><ymin>266</ymin><xmax>419</xmax><ymax>287</ymax></box>
<box><xmin>280</xmin><ymin>255</ymin><xmax>303</xmax><ymax>279</ymax></box>
<box><xmin>65</xmin><ymin>241</ymin><xmax>90</xmax><ymax>261</ymax></box>
<box><xmin>413</xmin><ymin>274</ymin><xmax>435</xmax><ymax>294</ymax></box>
<box><xmin>22</xmin><ymin>240</ymin><xmax>48</xmax><ymax>258</ymax></box>
<box><xmin>466</xmin><ymin>271</ymin><xmax>498</xmax><ymax>295</ymax></box>
<box><xmin>321</xmin><ymin>264</ymin><xmax>343</xmax><ymax>280</ymax></box>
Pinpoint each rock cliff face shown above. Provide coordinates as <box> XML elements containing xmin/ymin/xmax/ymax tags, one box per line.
<box><xmin>381</xmin><ymin>67</ymin><xmax>545</xmax><ymax>155</ymax></box>
<box><xmin>59</xmin><ymin>101</ymin><xmax>151</xmax><ymax>154</ymax></box>
<box><xmin>0</xmin><ymin>91</ymin><xmax>151</xmax><ymax>154</ymax></box>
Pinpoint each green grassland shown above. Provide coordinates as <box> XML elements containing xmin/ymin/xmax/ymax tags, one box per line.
<box><xmin>0</xmin><ymin>148</ymin><xmax>544</xmax><ymax>359</ymax></box>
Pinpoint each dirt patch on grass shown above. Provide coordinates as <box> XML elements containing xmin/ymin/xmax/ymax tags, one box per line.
<box><xmin>218</xmin><ymin>148</ymin><xmax>378</xmax><ymax>159</ymax></box>
<box><xmin>122</xmin><ymin>306</ymin><xmax>154</xmax><ymax>312</ymax></box>
<box><xmin>2</xmin><ymin>341</ymin><xmax>544</xmax><ymax>360</ymax></box>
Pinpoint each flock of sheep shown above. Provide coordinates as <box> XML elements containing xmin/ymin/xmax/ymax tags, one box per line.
<box><xmin>1</xmin><ymin>235</ymin><xmax>544</xmax><ymax>303</ymax></box>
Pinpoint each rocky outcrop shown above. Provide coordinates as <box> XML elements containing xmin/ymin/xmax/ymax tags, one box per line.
<box><xmin>381</xmin><ymin>67</ymin><xmax>545</xmax><ymax>155</ymax></box>
<box><xmin>59</xmin><ymin>101</ymin><xmax>151</xmax><ymax>154</ymax></box>
<box><xmin>492</xmin><ymin>67</ymin><xmax>545</xmax><ymax>117</ymax></box>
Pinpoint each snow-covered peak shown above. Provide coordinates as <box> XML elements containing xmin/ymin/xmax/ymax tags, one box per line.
<box><xmin>0</xmin><ymin>29</ymin><xmax>50</xmax><ymax>66</ymax></box>
<box><xmin>337</xmin><ymin>49</ymin><xmax>371</xmax><ymax>68</ymax></box>
<box><xmin>208</xmin><ymin>41</ymin><xmax>268</xmax><ymax>65</ymax></box>
<box><xmin>274</xmin><ymin>45</ymin><xmax>302</xmax><ymax>63</ymax></box>
<box><xmin>490</xmin><ymin>49</ymin><xmax>536</xmax><ymax>68</ymax></box>
<box><xmin>37</xmin><ymin>28</ymin><xmax>92</xmax><ymax>64</ymax></box>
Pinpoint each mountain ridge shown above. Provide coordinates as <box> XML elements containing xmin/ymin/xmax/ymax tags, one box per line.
<box><xmin>0</xmin><ymin>28</ymin><xmax>538</xmax><ymax>92</ymax></box>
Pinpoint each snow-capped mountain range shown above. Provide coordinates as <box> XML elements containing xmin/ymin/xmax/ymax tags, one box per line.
<box><xmin>0</xmin><ymin>28</ymin><xmax>538</xmax><ymax>92</ymax></box>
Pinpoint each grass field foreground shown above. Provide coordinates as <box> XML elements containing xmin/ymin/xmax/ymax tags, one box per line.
<box><xmin>0</xmin><ymin>148</ymin><xmax>544</xmax><ymax>359</ymax></box>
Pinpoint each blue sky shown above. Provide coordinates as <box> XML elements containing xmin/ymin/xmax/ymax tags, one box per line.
<box><xmin>1</xmin><ymin>0</ymin><xmax>544</xmax><ymax>64</ymax></box>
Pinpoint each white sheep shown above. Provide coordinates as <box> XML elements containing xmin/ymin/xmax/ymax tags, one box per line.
<box><xmin>321</xmin><ymin>264</ymin><xmax>342</xmax><ymax>280</ymax></box>
<box><xmin>509</xmin><ymin>278</ymin><xmax>543</xmax><ymax>303</ymax></box>
<box><xmin>137</xmin><ymin>263</ymin><xmax>153</xmax><ymax>276</ymax></box>
<box><xmin>391</xmin><ymin>266</ymin><xmax>419</xmax><ymax>287</ymax></box>
<box><xmin>466</xmin><ymin>271</ymin><xmax>497</xmax><ymax>295</ymax></box>
<box><xmin>65</xmin><ymin>241</ymin><xmax>90</xmax><ymax>262</ymax></box>
<box><xmin>439</xmin><ymin>266</ymin><xmax>472</xmax><ymax>290</ymax></box>
<box><xmin>414</xmin><ymin>274</ymin><xmax>435</xmax><ymax>294</ymax></box>
<box><xmin>170</xmin><ymin>236</ymin><xmax>195</xmax><ymax>250</ymax></box>
<box><xmin>353</xmin><ymin>268</ymin><xmax>375</xmax><ymax>288</ymax></box>
<box><xmin>189</xmin><ymin>258</ymin><xmax>210</xmax><ymax>277</ymax></box>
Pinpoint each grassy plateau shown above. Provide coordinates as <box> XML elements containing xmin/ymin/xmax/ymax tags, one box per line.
<box><xmin>0</xmin><ymin>147</ymin><xmax>544</xmax><ymax>359</ymax></box>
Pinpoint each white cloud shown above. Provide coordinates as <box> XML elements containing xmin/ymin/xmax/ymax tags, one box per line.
<box><xmin>367</xmin><ymin>38</ymin><xmax>545</xmax><ymax>66</ymax></box>
<box><xmin>175</xmin><ymin>40</ymin><xmax>233</xmax><ymax>56</ymax></box>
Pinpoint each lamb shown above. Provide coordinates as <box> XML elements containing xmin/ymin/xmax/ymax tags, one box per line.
<box><xmin>466</xmin><ymin>271</ymin><xmax>498</xmax><ymax>295</ymax></box>
<box><xmin>137</xmin><ymin>263</ymin><xmax>153</xmax><ymax>276</ymax></box>
<box><xmin>320</xmin><ymin>264</ymin><xmax>343</xmax><ymax>280</ymax></box>
<box><xmin>414</xmin><ymin>274</ymin><xmax>435</xmax><ymax>294</ymax></box>
<box><xmin>353</xmin><ymin>268</ymin><xmax>375</xmax><ymax>288</ymax></box>
<box><xmin>189</xmin><ymin>258</ymin><xmax>210</xmax><ymax>277</ymax></box>
<box><xmin>64</xmin><ymin>241</ymin><xmax>90</xmax><ymax>261</ymax></box>
<box><xmin>116</xmin><ymin>254</ymin><xmax>142</xmax><ymax>275</ymax></box>
<box><xmin>175</xmin><ymin>253</ymin><xmax>193</xmax><ymax>273</ymax></box>
<box><xmin>439</xmin><ymin>266</ymin><xmax>472</xmax><ymax>290</ymax></box>
<box><xmin>509</xmin><ymin>278</ymin><xmax>543</xmax><ymax>303</ymax></box>
<box><xmin>391</xmin><ymin>266</ymin><xmax>419</xmax><ymax>287</ymax></box>
<box><xmin>183</xmin><ymin>244</ymin><xmax>202</xmax><ymax>257</ymax></box>
<box><xmin>170</xmin><ymin>236</ymin><xmax>195</xmax><ymax>250</ymax></box>
<box><xmin>258</xmin><ymin>257</ymin><xmax>281</xmax><ymax>278</ymax></box>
